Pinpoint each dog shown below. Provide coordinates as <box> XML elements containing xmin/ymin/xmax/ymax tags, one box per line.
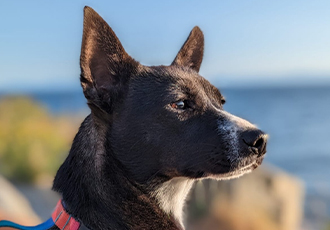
<box><xmin>0</xmin><ymin>6</ymin><xmax>268</xmax><ymax>230</ymax></box>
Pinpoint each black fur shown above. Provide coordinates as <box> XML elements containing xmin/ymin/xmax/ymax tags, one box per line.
<box><xmin>52</xmin><ymin>6</ymin><xmax>267</xmax><ymax>230</ymax></box>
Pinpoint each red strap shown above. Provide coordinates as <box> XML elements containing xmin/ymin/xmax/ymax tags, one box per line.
<box><xmin>52</xmin><ymin>200</ymin><xmax>80</xmax><ymax>230</ymax></box>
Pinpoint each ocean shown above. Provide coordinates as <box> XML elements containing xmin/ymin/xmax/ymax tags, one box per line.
<box><xmin>26</xmin><ymin>86</ymin><xmax>330</xmax><ymax>219</ymax></box>
<box><xmin>222</xmin><ymin>86</ymin><xmax>330</xmax><ymax>194</ymax></box>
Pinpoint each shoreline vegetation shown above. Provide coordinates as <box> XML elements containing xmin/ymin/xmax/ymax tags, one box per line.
<box><xmin>0</xmin><ymin>96</ymin><xmax>79</xmax><ymax>183</ymax></box>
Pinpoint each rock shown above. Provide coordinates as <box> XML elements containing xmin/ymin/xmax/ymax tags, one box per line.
<box><xmin>186</xmin><ymin>164</ymin><xmax>304</xmax><ymax>230</ymax></box>
<box><xmin>0</xmin><ymin>174</ymin><xmax>40</xmax><ymax>225</ymax></box>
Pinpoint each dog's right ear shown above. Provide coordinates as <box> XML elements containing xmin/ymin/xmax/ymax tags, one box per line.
<box><xmin>172</xmin><ymin>26</ymin><xmax>204</xmax><ymax>72</ymax></box>
<box><xmin>80</xmin><ymin>6</ymin><xmax>138</xmax><ymax>114</ymax></box>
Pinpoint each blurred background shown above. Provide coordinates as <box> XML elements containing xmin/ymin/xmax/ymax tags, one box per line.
<box><xmin>0</xmin><ymin>1</ymin><xmax>329</xmax><ymax>230</ymax></box>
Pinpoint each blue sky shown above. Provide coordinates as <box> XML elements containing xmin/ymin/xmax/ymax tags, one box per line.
<box><xmin>1</xmin><ymin>0</ymin><xmax>330</xmax><ymax>92</ymax></box>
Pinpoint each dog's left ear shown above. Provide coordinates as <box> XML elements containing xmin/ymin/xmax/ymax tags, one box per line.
<box><xmin>80</xmin><ymin>6</ymin><xmax>139</xmax><ymax>114</ymax></box>
<box><xmin>172</xmin><ymin>26</ymin><xmax>204</xmax><ymax>72</ymax></box>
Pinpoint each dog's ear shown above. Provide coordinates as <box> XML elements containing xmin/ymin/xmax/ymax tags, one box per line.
<box><xmin>172</xmin><ymin>26</ymin><xmax>204</xmax><ymax>72</ymax></box>
<box><xmin>80</xmin><ymin>6</ymin><xmax>138</xmax><ymax>114</ymax></box>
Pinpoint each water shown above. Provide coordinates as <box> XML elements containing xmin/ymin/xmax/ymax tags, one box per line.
<box><xmin>30</xmin><ymin>90</ymin><xmax>89</xmax><ymax>115</ymax></box>
<box><xmin>21</xmin><ymin>86</ymin><xmax>330</xmax><ymax>219</ymax></box>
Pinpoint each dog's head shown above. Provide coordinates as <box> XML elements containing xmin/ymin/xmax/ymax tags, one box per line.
<box><xmin>80</xmin><ymin>7</ymin><xmax>267</xmax><ymax>185</ymax></box>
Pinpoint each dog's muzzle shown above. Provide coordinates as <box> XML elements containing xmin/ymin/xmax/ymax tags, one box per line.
<box><xmin>217</xmin><ymin>110</ymin><xmax>268</xmax><ymax>165</ymax></box>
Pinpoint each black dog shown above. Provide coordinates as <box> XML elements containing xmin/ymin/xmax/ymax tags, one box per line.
<box><xmin>51</xmin><ymin>6</ymin><xmax>267</xmax><ymax>230</ymax></box>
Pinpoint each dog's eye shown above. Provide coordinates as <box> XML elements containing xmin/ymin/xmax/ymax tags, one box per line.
<box><xmin>221</xmin><ymin>98</ymin><xmax>226</xmax><ymax>105</ymax></box>
<box><xmin>171</xmin><ymin>100</ymin><xmax>187</xmax><ymax>110</ymax></box>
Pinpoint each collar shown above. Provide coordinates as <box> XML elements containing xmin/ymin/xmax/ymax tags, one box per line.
<box><xmin>0</xmin><ymin>200</ymin><xmax>80</xmax><ymax>230</ymax></box>
<box><xmin>52</xmin><ymin>200</ymin><xmax>81</xmax><ymax>230</ymax></box>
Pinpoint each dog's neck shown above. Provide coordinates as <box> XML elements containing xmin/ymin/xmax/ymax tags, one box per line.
<box><xmin>152</xmin><ymin>177</ymin><xmax>194</xmax><ymax>227</ymax></box>
<box><xmin>53</xmin><ymin>115</ymin><xmax>191</xmax><ymax>230</ymax></box>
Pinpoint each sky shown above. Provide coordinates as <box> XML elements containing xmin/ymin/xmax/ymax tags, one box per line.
<box><xmin>1</xmin><ymin>0</ymin><xmax>330</xmax><ymax>92</ymax></box>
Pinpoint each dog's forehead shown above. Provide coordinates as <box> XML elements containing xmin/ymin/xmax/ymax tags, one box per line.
<box><xmin>139</xmin><ymin>65</ymin><xmax>223</xmax><ymax>102</ymax></box>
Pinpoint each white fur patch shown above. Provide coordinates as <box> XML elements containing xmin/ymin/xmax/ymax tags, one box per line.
<box><xmin>152</xmin><ymin>177</ymin><xmax>194</xmax><ymax>227</ymax></box>
<box><xmin>216</xmin><ymin>110</ymin><xmax>256</xmax><ymax>164</ymax></box>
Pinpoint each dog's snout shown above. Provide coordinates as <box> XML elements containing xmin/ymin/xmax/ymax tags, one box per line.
<box><xmin>241</xmin><ymin>130</ymin><xmax>267</xmax><ymax>156</ymax></box>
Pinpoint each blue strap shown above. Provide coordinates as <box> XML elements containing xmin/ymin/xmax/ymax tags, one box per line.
<box><xmin>0</xmin><ymin>218</ymin><xmax>54</xmax><ymax>230</ymax></box>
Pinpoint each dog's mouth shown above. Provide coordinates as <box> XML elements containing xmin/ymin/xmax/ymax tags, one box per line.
<box><xmin>204</xmin><ymin>155</ymin><xmax>264</xmax><ymax>181</ymax></box>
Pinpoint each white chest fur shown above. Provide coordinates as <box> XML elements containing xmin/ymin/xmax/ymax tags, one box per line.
<box><xmin>152</xmin><ymin>177</ymin><xmax>195</xmax><ymax>227</ymax></box>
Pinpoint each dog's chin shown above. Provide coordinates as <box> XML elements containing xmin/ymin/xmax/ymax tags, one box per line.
<box><xmin>203</xmin><ymin>157</ymin><xmax>264</xmax><ymax>181</ymax></box>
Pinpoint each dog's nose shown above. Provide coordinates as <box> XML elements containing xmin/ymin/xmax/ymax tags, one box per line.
<box><xmin>241</xmin><ymin>129</ymin><xmax>267</xmax><ymax>156</ymax></box>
